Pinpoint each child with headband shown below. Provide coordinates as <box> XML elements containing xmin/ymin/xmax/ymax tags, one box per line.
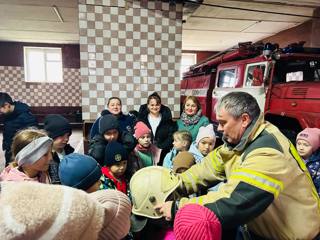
<box><xmin>0</xmin><ymin>128</ymin><xmax>53</xmax><ymax>183</ymax></box>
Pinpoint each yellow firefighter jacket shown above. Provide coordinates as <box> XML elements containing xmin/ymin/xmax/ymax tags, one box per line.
<box><xmin>178</xmin><ymin>114</ymin><xmax>320</xmax><ymax>240</ymax></box>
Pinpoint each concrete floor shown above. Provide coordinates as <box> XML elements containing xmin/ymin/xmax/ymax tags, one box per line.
<box><xmin>0</xmin><ymin>128</ymin><xmax>84</xmax><ymax>172</ymax></box>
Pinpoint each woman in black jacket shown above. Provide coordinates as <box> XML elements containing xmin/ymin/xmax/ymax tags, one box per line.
<box><xmin>138</xmin><ymin>92</ymin><xmax>177</xmax><ymax>164</ymax></box>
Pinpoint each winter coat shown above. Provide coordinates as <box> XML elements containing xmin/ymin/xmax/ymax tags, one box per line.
<box><xmin>176</xmin><ymin>114</ymin><xmax>320</xmax><ymax>240</ymax></box>
<box><xmin>188</xmin><ymin>142</ymin><xmax>205</xmax><ymax>164</ymax></box>
<box><xmin>138</xmin><ymin>104</ymin><xmax>177</xmax><ymax>163</ymax></box>
<box><xmin>100</xmin><ymin>168</ymin><xmax>131</xmax><ymax>199</ymax></box>
<box><xmin>48</xmin><ymin>144</ymin><xmax>75</xmax><ymax>184</ymax></box>
<box><xmin>89</xmin><ymin>110</ymin><xmax>135</xmax><ymax>139</ymax></box>
<box><xmin>177</xmin><ymin>115</ymin><xmax>209</xmax><ymax>141</ymax></box>
<box><xmin>2</xmin><ymin>101</ymin><xmax>38</xmax><ymax>164</ymax></box>
<box><xmin>0</xmin><ymin>165</ymin><xmax>49</xmax><ymax>183</ymax></box>
<box><xmin>127</xmin><ymin>144</ymin><xmax>161</xmax><ymax>177</ymax></box>
<box><xmin>88</xmin><ymin>132</ymin><xmax>136</xmax><ymax>166</ymax></box>
<box><xmin>162</xmin><ymin>148</ymin><xmax>178</xmax><ymax>170</ymax></box>
<box><xmin>305</xmin><ymin>148</ymin><xmax>320</xmax><ymax>196</ymax></box>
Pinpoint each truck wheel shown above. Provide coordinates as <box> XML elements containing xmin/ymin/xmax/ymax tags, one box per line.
<box><xmin>280</xmin><ymin>129</ymin><xmax>298</xmax><ymax>145</ymax></box>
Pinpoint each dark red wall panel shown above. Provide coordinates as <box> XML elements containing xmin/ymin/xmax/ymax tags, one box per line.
<box><xmin>0</xmin><ymin>41</ymin><xmax>80</xmax><ymax>68</ymax></box>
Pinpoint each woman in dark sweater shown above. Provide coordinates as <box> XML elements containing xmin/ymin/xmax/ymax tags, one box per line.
<box><xmin>138</xmin><ymin>92</ymin><xmax>177</xmax><ymax>164</ymax></box>
<box><xmin>89</xmin><ymin>97</ymin><xmax>135</xmax><ymax>139</ymax></box>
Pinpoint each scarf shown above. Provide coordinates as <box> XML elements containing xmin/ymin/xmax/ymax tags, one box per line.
<box><xmin>101</xmin><ymin>166</ymin><xmax>127</xmax><ymax>194</ymax></box>
<box><xmin>135</xmin><ymin>143</ymin><xmax>151</xmax><ymax>152</ymax></box>
<box><xmin>180</xmin><ymin>109</ymin><xmax>202</xmax><ymax>126</ymax></box>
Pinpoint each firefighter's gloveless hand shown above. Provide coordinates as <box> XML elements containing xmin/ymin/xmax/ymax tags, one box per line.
<box><xmin>154</xmin><ymin>201</ymin><xmax>173</xmax><ymax>221</ymax></box>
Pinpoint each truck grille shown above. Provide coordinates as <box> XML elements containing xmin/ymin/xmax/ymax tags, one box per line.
<box><xmin>291</xmin><ymin>88</ymin><xmax>308</xmax><ymax>97</ymax></box>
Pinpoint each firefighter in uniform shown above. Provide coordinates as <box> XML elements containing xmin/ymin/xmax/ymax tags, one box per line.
<box><xmin>156</xmin><ymin>92</ymin><xmax>320</xmax><ymax>240</ymax></box>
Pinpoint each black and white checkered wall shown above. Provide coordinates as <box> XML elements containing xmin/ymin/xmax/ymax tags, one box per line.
<box><xmin>79</xmin><ymin>0</ymin><xmax>182</xmax><ymax>120</ymax></box>
<box><xmin>0</xmin><ymin>66</ymin><xmax>81</xmax><ymax>106</ymax></box>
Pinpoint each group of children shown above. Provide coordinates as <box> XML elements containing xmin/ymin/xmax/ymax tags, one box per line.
<box><xmin>163</xmin><ymin>124</ymin><xmax>216</xmax><ymax>171</ymax></box>
<box><xmin>1</xmin><ymin>91</ymin><xmax>320</xmax><ymax>239</ymax></box>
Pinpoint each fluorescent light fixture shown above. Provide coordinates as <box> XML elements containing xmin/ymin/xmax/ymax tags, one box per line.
<box><xmin>52</xmin><ymin>5</ymin><xmax>64</xmax><ymax>23</ymax></box>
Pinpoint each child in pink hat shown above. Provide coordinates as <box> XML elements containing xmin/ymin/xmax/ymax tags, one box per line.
<box><xmin>129</xmin><ymin>121</ymin><xmax>161</xmax><ymax>176</ymax></box>
<box><xmin>296</xmin><ymin>128</ymin><xmax>320</xmax><ymax>195</ymax></box>
<box><xmin>174</xmin><ymin>204</ymin><xmax>221</xmax><ymax>240</ymax></box>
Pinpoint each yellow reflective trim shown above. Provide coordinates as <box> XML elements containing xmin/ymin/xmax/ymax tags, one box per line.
<box><xmin>210</xmin><ymin>149</ymin><xmax>224</xmax><ymax>173</ymax></box>
<box><xmin>289</xmin><ymin>143</ymin><xmax>307</xmax><ymax>171</ymax></box>
<box><xmin>190</xmin><ymin>198</ymin><xmax>197</xmax><ymax>204</ymax></box>
<box><xmin>231</xmin><ymin>168</ymin><xmax>284</xmax><ymax>198</ymax></box>
<box><xmin>231</xmin><ymin>174</ymin><xmax>281</xmax><ymax>198</ymax></box>
<box><xmin>184</xmin><ymin>171</ymin><xmax>198</xmax><ymax>192</ymax></box>
<box><xmin>189</xmin><ymin>196</ymin><xmax>204</xmax><ymax>205</ymax></box>
<box><xmin>289</xmin><ymin>144</ymin><xmax>319</xmax><ymax>206</ymax></box>
<box><xmin>237</xmin><ymin>168</ymin><xmax>284</xmax><ymax>191</ymax></box>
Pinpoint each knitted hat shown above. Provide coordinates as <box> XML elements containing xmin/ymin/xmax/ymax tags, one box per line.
<box><xmin>174</xmin><ymin>204</ymin><xmax>222</xmax><ymax>240</ymax></box>
<box><xmin>296</xmin><ymin>128</ymin><xmax>320</xmax><ymax>152</ymax></box>
<box><xmin>99</xmin><ymin>115</ymin><xmax>119</xmax><ymax>134</ymax></box>
<box><xmin>134</xmin><ymin>121</ymin><xmax>151</xmax><ymax>139</ymax></box>
<box><xmin>89</xmin><ymin>189</ymin><xmax>131</xmax><ymax>240</ymax></box>
<box><xmin>104</xmin><ymin>141</ymin><xmax>128</xmax><ymax>166</ymax></box>
<box><xmin>0</xmin><ymin>181</ymin><xmax>123</xmax><ymax>240</ymax></box>
<box><xmin>0</xmin><ymin>92</ymin><xmax>12</xmax><ymax>106</ymax></box>
<box><xmin>173</xmin><ymin>151</ymin><xmax>195</xmax><ymax>173</ymax></box>
<box><xmin>44</xmin><ymin>114</ymin><xmax>72</xmax><ymax>139</ymax></box>
<box><xmin>59</xmin><ymin>153</ymin><xmax>102</xmax><ymax>191</ymax></box>
<box><xmin>196</xmin><ymin>124</ymin><xmax>216</xmax><ymax>145</ymax></box>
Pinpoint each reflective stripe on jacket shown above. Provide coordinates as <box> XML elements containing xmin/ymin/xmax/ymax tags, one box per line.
<box><xmin>178</xmin><ymin>114</ymin><xmax>320</xmax><ymax>240</ymax></box>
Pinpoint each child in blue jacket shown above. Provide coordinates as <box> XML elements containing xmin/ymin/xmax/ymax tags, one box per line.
<box><xmin>296</xmin><ymin>128</ymin><xmax>320</xmax><ymax>195</ymax></box>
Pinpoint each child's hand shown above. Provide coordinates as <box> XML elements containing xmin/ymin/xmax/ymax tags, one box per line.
<box><xmin>154</xmin><ymin>201</ymin><xmax>173</xmax><ymax>221</ymax></box>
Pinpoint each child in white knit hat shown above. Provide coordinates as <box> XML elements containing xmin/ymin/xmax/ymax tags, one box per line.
<box><xmin>0</xmin><ymin>128</ymin><xmax>53</xmax><ymax>183</ymax></box>
<box><xmin>0</xmin><ymin>181</ymin><xmax>131</xmax><ymax>240</ymax></box>
<box><xmin>189</xmin><ymin>124</ymin><xmax>216</xmax><ymax>163</ymax></box>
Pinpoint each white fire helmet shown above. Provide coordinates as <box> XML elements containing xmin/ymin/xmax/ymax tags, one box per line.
<box><xmin>130</xmin><ymin>166</ymin><xmax>181</xmax><ymax>219</ymax></box>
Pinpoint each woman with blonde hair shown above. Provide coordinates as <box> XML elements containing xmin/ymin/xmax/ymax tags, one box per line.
<box><xmin>0</xmin><ymin>128</ymin><xmax>53</xmax><ymax>183</ymax></box>
<box><xmin>177</xmin><ymin>96</ymin><xmax>209</xmax><ymax>141</ymax></box>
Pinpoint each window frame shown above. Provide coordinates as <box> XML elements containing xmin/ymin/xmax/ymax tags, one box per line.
<box><xmin>217</xmin><ymin>68</ymin><xmax>237</xmax><ymax>88</ymax></box>
<box><xmin>23</xmin><ymin>46</ymin><xmax>63</xmax><ymax>83</ymax></box>
<box><xmin>180</xmin><ymin>53</ymin><xmax>197</xmax><ymax>80</ymax></box>
<box><xmin>243</xmin><ymin>62</ymin><xmax>268</xmax><ymax>87</ymax></box>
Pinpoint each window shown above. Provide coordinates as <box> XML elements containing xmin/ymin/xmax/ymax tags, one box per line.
<box><xmin>24</xmin><ymin>47</ymin><xmax>63</xmax><ymax>83</ymax></box>
<box><xmin>274</xmin><ymin>60</ymin><xmax>320</xmax><ymax>83</ymax></box>
<box><xmin>217</xmin><ymin>69</ymin><xmax>236</xmax><ymax>87</ymax></box>
<box><xmin>180</xmin><ymin>53</ymin><xmax>197</xmax><ymax>80</ymax></box>
<box><xmin>245</xmin><ymin>63</ymin><xmax>267</xmax><ymax>87</ymax></box>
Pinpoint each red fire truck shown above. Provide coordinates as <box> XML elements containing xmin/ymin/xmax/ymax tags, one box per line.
<box><xmin>181</xmin><ymin>42</ymin><xmax>320</xmax><ymax>142</ymax></box>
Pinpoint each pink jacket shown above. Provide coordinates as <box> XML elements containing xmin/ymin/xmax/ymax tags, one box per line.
<box><xmin>0</xmin><ymin>166</ymin><xmax>49</xmax><ymax>183</ymax></box>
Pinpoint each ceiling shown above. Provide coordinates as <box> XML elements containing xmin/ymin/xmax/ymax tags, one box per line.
<box><xmin>0</xmin><ymin>0</ymin><xmax>319</xmax><ymax>51</ymax></box>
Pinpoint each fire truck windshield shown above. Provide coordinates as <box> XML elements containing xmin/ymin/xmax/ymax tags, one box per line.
<box><xmin>273</xmin><ymin>59</ymin><xmax>320</xmax><ymax>83</ymax></box>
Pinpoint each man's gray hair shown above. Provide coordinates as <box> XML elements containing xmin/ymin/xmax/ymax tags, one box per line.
<box><xmin>215</xmin><ymin>92</ymin><xmax>261</xmax><ymax>120</ymax></box>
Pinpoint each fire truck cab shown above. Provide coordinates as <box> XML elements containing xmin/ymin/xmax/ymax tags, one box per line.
<box><xmin>181</xmin><ymin>42</ymin><xmax>320</xmax><ymax>143</ymax></box>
